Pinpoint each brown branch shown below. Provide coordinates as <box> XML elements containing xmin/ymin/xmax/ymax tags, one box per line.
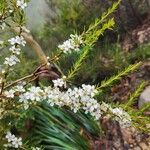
<box><xmin>4</xmin><ymin>74</ymin><xmax>34</xmax><ymax>90</ymax></box>
<box><xmin>3</xmin><ymin>64</ymin><xmax>47</xmax><ymax>90</ymax></box>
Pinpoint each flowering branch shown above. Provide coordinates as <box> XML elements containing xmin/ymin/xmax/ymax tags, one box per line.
<box><xmin>13</xmin><ymin>27</ymin><xmax>49</xmax><ymax>65</ymax></box>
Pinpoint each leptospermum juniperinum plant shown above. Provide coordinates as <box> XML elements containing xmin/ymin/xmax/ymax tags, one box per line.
<box><xmin>0</xmin><ymin>0</ymin><xmax>150</xmax><ymax>149</ymax></box>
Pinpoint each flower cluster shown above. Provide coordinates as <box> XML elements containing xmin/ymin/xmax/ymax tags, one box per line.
<box><xmin>58</xmin><ymin>34</ymin><xmax>83</xmax><ymax>53</ymax></box>
<box><xmin>19</xmin><ymin>86</ymin><xmax>44</xmax><ymax>109</ymax></box>
<box><xmin>112</xmin><ymin>107</ymin><xmax>132</xmax><ymax>127</ymax></box>
<box><xmin>16</xmin><ymin>0</ymin><xmax>27</xmax><ymax>10</ymax></box>
<box><xmin>4</xmin><ymin>89</ymin><xmax>16</xmax><ymax>98</ymax></box>
<box><xmin>52</xmin><ymin>77</ymin><xmax>66</xmax><ymax>87</ymax></box>
<box><xmin>18</xmin><ymin>84</ymin><xmax>101</xmax><ymax>118</ymax></box>
<box><xmin>8</xmin><ymin>36</ymin><xmax>26</xmax><ymax>46</ymax></box>
<box><xmin>4</xmin><ymin>55</ymin><xmax>20</xmax><ymax>66</ymax></box>
<box><xmin>9</xmin><ymin>46</ymin><xmax>21</xmax><ymax>55</ymax></box>
<box><xmin>3</xmin><ymin>36</ymin><xmax>26</xmax><ymax>67</ymax></box>
<box><xmin>16</xmin><ymin>84</ymin><xmax>131</xmax><ymax>127</ymax></box>
<box><xmin>4</xmin><ymin>83</ymin><xmax>25</xmax><ymax>98</ymax></box>
<box><xmin>100</xmin><ymin>102</ymin><xmax>132</xmax><ymax>128</ymax></box>
<box><xmin>5</xmin><ymin>132</ymin><xmax>22</xmax><ymax>148</ymax></box>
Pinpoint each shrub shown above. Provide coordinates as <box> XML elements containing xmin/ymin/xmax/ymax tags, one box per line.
<box><xmin>0</xmin><ymin>0</ymin><xmax>150</xmax><ymax>149</ymax></box>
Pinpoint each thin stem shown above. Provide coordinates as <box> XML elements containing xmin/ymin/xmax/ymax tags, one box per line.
<box><xmin>4</xmin><ymin>74</ymin><xmax>34</xmax><ymax>90</ymax></box>
<box><xmin>3</xmin><ymin>64</ymin><xmax>47</xmax><ymax>90</ymax></box>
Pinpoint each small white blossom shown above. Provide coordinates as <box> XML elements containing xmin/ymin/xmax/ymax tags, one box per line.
<box><xmin>19</xmin><ymin>86</ymin><xmax>44</xmax><ymax>102</ymax></box>
<box><xmin>17</xmin><ymin>0</ymin><xmax>27</xmax><ymax>10</ymax></box>
<box><xmin>52</xmin><ymin>78</ymin><xmax>65</xmax><ymax>87</ymax></box>
<box><xmin>58</xmin><ymin>34</ymin><xmax>82</xmax><ymax>53</ymax></box>
<box><xmin>9</xmin><ymin>46</ymin><xmax>21</xmax><ymax>55</ymax></box>
<box><xmin>4</xmin><ymin>89</ymin><xmax>15</xmax><ymax>98</ymax></box>
<box><xmin>4</xmin><ymin>55</ymin><xmax>20</xmax><ymax>66</ymax></box>
<box><xmin>19</xmin><ymin>94</ymin><xmax>29</xmax><ymax>109</ymax></box>
<box><xmin>5</xmin><ymin>132</ymin><xmax>22</xmax><ymax>148</ymax></box>
<box><xmin>82</xmin><ymin>84</ymin><xmax>97</xmax><ymax>97</ymax></box>
<box><xmin>12</xmin><ymin>137</ymin><xmax>22</xmax><ymax>148</ymax></box>
<box><xmin>13</xmin><ymin>84</ymin><xmax>26</xmax><ymax>93</ymax></box>
<box><xmin>5</xmin><ymin>132</ymin><xmax>15</xmax><ymax>142</ymax></box>
<box><xmin>28</xmin><ymin>86</ymin><xmax>44</xmax><ymax>101</ymax></box>
<box><xmin>58</xmin><ymin>40</ymin><xmax>74</xmax><ymax>53</ymax></box>
<box><xmin>8</xmin><ymin>36</ymin><xmax>26</xmax><ymax>46</ymax></box>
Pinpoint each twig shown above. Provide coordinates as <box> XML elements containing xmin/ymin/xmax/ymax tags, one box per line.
<box><xmin>4</xmin><ymin>74</ymin><xmax>34</xmax><ymax>90</ymax></box>
<box><xmin>3</xmin><ymin>64</ymin><xmax>47</xmax><ymax>90</ymax></box>
<box><xmin>50</xmin><ymin>51</ymin><xmax>63</xmax><ymax>62</ymax></box>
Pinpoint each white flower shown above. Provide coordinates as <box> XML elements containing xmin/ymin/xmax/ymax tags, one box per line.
<box><xmin>8</xmin><ymin>36</ymin><xmax>26</xmax><ymax>46</ymax></box>
<box><xmin>15</xmin><ymin>84</ymin><xmax>25</xmax><ymax>92</ymax></box>
<box><xmin>5</xmin><ymin>132</ymin><xmax>15</xmax><ymax>142</ymax></box>
<box><xmin>17</xmin><ymin>0</ymin><xmax>27</xmax><ymax>9</ymax></box>
<box><xmin>52</xmin><ymin>78</ymin><xmax>65</xmax><ymax>87</ymax></box>
<box><xmin>12</xmin><ymin>137</ymin><xmax>22</xmax><ymax>148</ymax></box>
<box><xmin>58</xmin><ymin>39</ymin><xmax>74</xmax><ymax>53</ymax></box>
<box><xmin>8</xmin><ymin>37</ymin><xmax>16</xmax><ymax>45</ymax></box>
<box><xmin>82</xmin><ymin>84</ymin><xmax>97</xmax><ymax>97</ymax></box>
<box><xmin>19</xmin><ymin>94</ymin><xmax>29</xmax><ymax>109</ymax></box>
<box><xmin>5</xmin><ymin>132</ymin><xmax>22</xmax><ymax>148</ymax></box>
<box><xmin>4</xmin><ymin>55</ymin><xmax>20</xmax><ymax>66</ymax></box>
<box><xmin>28</xmin><ymin>86</ymin><xmax>44</xmax><ymax>101</ymax></box>
<box><xmin>4</xmin><ymin>89</ymin><xmax>15</xmax><ymax>98</ymax></box>
<box><xmin>58</xmin><ymin>34</ymin><xmax>82</xmax><ymax>53</ymax></box>
<box><xmin>19</xmin><ymin>86</ymin><xmax>44</xmax><ymax>102</ymax></box>
<box><xmin>9</xmin><ymin>46</ymin><xmax>21</xmax><ymax>55</ymax></box>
